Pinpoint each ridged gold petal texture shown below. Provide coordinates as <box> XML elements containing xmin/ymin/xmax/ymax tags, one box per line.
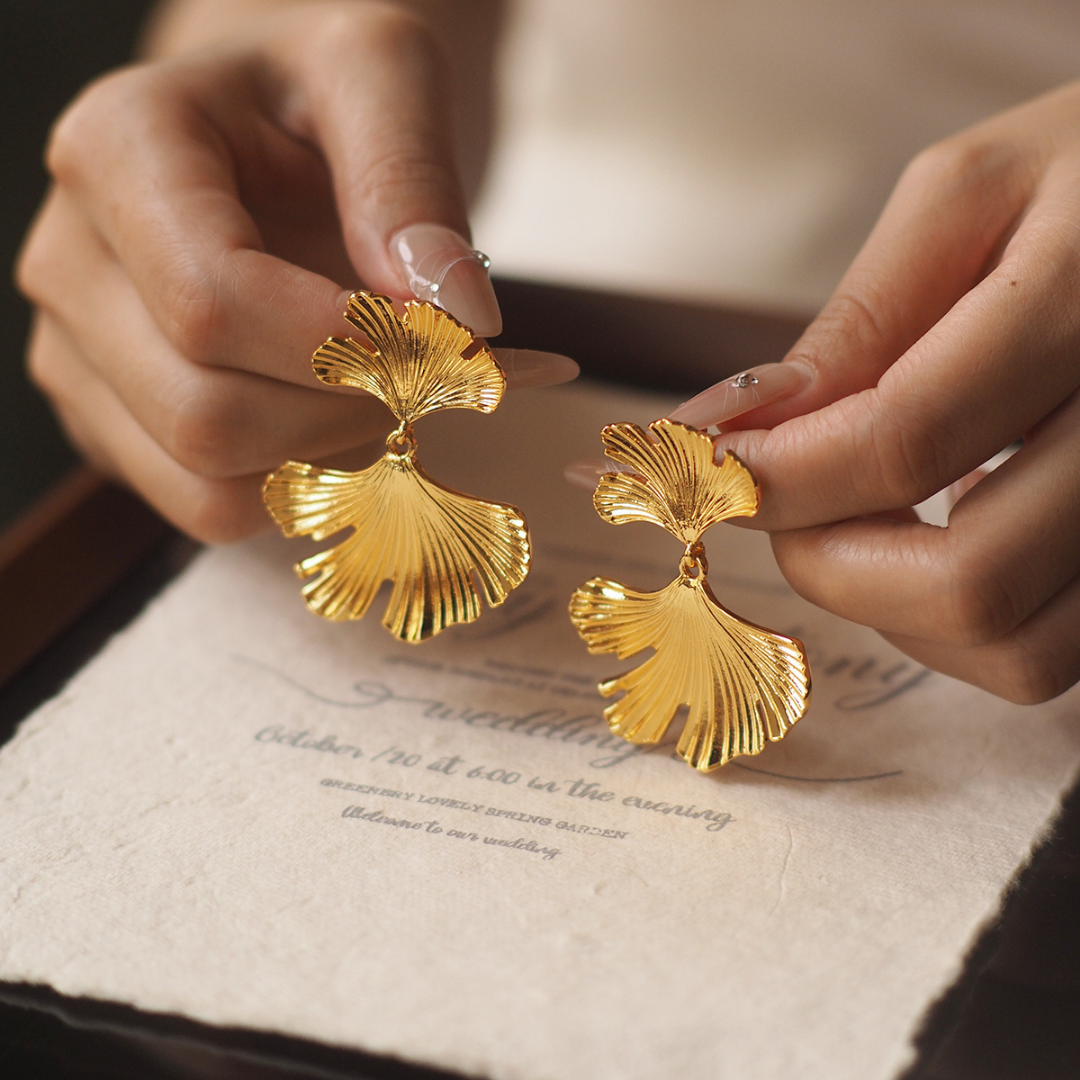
<box><xmin>312</xmin><ymin>291</ymin><xmax>505</xmax><ymax>423</ymax></box>
<box><xmin>594</xmin><ymin>420</ymin><xmax>759</xmax><ymax>543</ymax></box>
<box><xmin>262</xmin><ymin>290</ymin><xmax>530</xmax><ymax>641</ymax></box>
<box><xmin>571</xmin><ymin>415</ymin><xmax>811</xmax><ymax>770</ymax></box>
<box><xmin>569</xmin><ymin>575</ymin><xmax>810</xmax><ymax>770</ymax></box>
<box><xmin>264</xmin><ymin>454</ymin><xmax>529</xmax><ymax>642</ymax></box>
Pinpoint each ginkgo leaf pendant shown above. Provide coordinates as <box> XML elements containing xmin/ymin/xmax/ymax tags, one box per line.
<box><xmin>569</xmin><ymin>419</ymin><xmax>810</xmax><ymax>771</ymax></box>
<box><xmin>263</xmin><ymin>291</ymin><xmax>530</xmax><ymax>643</ymax></box>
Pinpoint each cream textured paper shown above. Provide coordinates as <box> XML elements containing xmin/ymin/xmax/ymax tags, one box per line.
<box><xmin>2</xmin><ymin>382</ymin><xmax>1079</xmax><ymax>1080</ymax></box>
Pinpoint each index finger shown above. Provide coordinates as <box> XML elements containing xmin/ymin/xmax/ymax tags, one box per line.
<box><xmin>46</xmin><ymin>7</ymin><xmax>496</xmax><ymax>390</ymax></box>
<box><xmin>48</xmin><ymin>54</ymin><xmax>351</xmax><ymax>390</ymax></box>
<box><xmin>716</xmin><ymin>176</ymin><xmax>1080</xmax><ymax>532</ymax></box>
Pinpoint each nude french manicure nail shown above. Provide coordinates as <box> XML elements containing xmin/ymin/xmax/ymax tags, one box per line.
<box><xmin>493</xmin><ymin>349</ymin><xmax>580</xmax><ymax>389</ymax></box>
<box><xmin>668</xmin><ymin>360</ymin><xmax>813</xmax><ymax>429</ymax></box>
<box><xmin>390</xmin><ymin>223</ymin><xmax>502</xmax><ymax>337</ymax></box>
<box><xmin>564</xmin><ymin>459</ymin><xmax>631</xmax><ymax>489</ymax></box>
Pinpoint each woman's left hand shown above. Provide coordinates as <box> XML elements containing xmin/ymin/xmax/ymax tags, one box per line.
<box><xmin>666</xmin><ymin>84</ymin><xmax>1080</xmax><ymax>703</ymax></box>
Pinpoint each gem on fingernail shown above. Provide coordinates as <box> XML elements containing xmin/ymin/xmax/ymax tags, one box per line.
<box><xmin>731</xmin><ymin>373</ymin><xmax>759</xmax><ymax>389</ymax></box>
<box><xmin>472</xmin><ymin>250</ymin><xmax>492</xmax><ymax>270</ymax></box>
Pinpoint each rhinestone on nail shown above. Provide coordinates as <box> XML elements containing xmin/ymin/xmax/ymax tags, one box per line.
<box><xmin>472</xmin><ymin>250</ymin><xmax>492</xmax><ymax>270</ymax></box>
<box><xmin>732</xmin><ymin>373</ymin><xmax>759</xmax><ymax>389</ymax></box>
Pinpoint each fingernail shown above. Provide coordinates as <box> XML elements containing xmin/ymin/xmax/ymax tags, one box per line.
<box><xmin>493</xmin><ymin>349</ymin><xmax>579</xmax><ymax>389</ymax></box>
<box><xmin>390</xmin><ymin>223</ymin><xmax>502</xmax><ymax>337</ymax></box>
<box><xmin>668</xmin><ymin>360</ymin><xmax>813</xmax><ymax>429</ymax></box>
<box><xmin>564</xmin><ymin>458</ymin><xmax>631</xmax><ymax>489</ymax></box>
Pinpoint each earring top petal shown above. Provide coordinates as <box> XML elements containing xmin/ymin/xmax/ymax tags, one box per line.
<box><xmin>570</xmin><ymin>418</ymin><xmax>811</xmax><ymax>771</ymax></box>
<box><xmin>263</xmin><ymin>290</ymin><xmax>530</xmax><ymax>643</ymax></box>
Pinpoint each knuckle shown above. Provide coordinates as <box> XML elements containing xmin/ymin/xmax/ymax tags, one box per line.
<box><xmin>983</xmin><ymin>644</ymin><xmax>1076</xmax><ymax>705</ymax></box>
<box><xmin>797</xmin><ymin>291</ymin><xmax>889</xmax><ymax>361</ymax></box>
<box><xmin>181</xmin><ymin>484</ymin><xmax>267</xmax><ymax>545</ymax></box>
<box><xmin>784</xmin><ymin>289</ymin><xmax>894</xmax><ymax>403</ymax></box>
<box><xmin>45</xmin><ymin>101</ymin><xmax>92</xmax><ymax>183</ymax></box>
<box><xmin>165</xmin><ymin>376</ymin><xmax>253</xmax><ymax>479</ymax></box>
<box><xmin>14</xmin><ymin>228</ymin><xmax>50</xmax><ymax>306</ymax></box>
<box><xmin>163</xmin><ymin>251</ymin><xmax>231</xmax><ymax>366</ymax></box>
<box><xmin>25</xmin><ymin>335</ymin><xmax>62</xmax><ymax>398</ymax></box>
<box><xmin>884</xmin><ymin>418</ymin><xmax>945</xmax><ymax>506</ymax></box>
<box><xmin>46</xmin><ymin>67</ymin><xmax>148</xmax><ymax>182</ymax></box>
<box><xmin>15</xmin><ymin>194</ymin><xmax>67</xmax><ymax>307</ymax></box>
<box><xmin>300</xmin><ymin>0</ymin><xmax>442</xmax><ymax>90</ymax></box>
<box><xmin>324</xmin><ymin>1</ymin><xmax>436</xmax><ymax>60</ymax></box>
<box><xmin>853</xmin><ymin>395</ymin><xmax>948</xmax><ymax>509</ymax></box>
<box><xmin>941</xmin><ymin>547</ymin><xmax>1021</xmax><ymax>647</ymax></box>
<box><xmin>900</xmin><ymin>134</ymin><xmax>1013</xmax><ymax>205</ymax></box>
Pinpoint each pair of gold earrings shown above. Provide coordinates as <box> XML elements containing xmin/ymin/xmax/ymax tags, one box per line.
<box><xmin>264</xmin><ymin>292</ymin><xmax>810</xmax><ymax>772</ymax></box>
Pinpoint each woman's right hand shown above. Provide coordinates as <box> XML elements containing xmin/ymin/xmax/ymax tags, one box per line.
<box><xmin>16</xmin><ymin>0</ymin><xmax>575</xmax><ymax>542</ymax></box>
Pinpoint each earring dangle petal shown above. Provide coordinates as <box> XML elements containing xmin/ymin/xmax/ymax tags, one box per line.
<box><xmin>569</xmin><ymin>420</ymin><xmax>811</xmax><ymax>771</ymax></box>
<box><xmin>263</xmin><ymin>291</ymin><xmax>530</xmax><ymax>643</ymax></box>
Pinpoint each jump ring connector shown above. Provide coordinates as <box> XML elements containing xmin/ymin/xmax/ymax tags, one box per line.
<box><xmin>386</xmin><ymin>425</ymin><xmax>418</xmax><ymax>458</ymax></box>
<box><xmin>679</xmin><ymin>542</ymin><xmax>708</xmax><ymax>579</ymax></box>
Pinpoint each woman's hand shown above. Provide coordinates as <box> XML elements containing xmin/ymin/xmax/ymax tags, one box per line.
<box><xmin>17</xmin><ymin>0</ymin><xmax>574</xmax><ymax>543</ymax></box>
<box><xmin>667</xmin><ymin>83</ymin><xmax>1080</xmax><ymax>704</ymax></box>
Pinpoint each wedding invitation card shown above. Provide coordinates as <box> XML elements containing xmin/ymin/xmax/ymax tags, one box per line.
<box><xmin>2</xmin><ymin>382</ymin><xmax>1077</xmax><ymax>1079</ymax></box>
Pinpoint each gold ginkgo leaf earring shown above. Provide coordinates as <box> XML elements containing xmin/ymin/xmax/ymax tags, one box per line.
<box><xmin>263</xmin><ymin>290</ymin><xmax>530</xmax><ymax>643</ymax></box>
<box><xmin>569</xmin><ymin>420</ymin><xmax>811</xmax><ymax>771</ymax></box>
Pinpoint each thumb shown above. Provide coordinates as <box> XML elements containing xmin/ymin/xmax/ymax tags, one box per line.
<box><xmin>269</xmin><ymin>4</ymin><xmax>501</xmax><ymax>335</ymax></box>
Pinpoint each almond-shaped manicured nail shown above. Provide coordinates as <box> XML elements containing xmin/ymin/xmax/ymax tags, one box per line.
<box><xmin>390</xmin><ymin>223</ymin><xmax>502</xmax><ymax>337</ymax></box>
<box><xmin>564</xmin><ymin>459</ymin><xmax>631</xmax><ymax>489</ymax></box>
<box><xmin>493</xmin><ymin>349</ymin><xmax>579</xmax><ymax>389</ymax></box>
<box><xmin>668</xmin><ymin>361</ymin><xmax>813</xmax><ymax>429</ymax></box>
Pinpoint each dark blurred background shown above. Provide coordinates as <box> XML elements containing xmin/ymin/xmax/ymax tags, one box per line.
<box><xmin>0</xmin><ymin>0</ymin><xmax>154</xmax><ymax>530</ymax></box>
